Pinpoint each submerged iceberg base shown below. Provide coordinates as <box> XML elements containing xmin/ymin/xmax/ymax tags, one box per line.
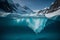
<box><xmin>15</xmin><ymin>17</ymin><xmax>48</xmax><ymax>33</ymax></box>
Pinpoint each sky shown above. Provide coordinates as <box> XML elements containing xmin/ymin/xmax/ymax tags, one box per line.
<box><xmin>13</xmin><ymin>0</ymin><xmax>55</xmax><ymax>12</ymax></box>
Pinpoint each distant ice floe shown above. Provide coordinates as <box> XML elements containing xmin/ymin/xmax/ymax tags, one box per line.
<box><xmin>0</xmin><ymin>12</ymin><xmax>10</xmax><ymax>17</ymax></box>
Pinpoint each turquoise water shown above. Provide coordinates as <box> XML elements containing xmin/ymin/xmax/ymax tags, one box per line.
<box><xmin>0</xmin><ymin>17</ymin><xmax>59</xmax><ymax>40</ymax></box>
<box><xmin>10</xmin><ymin>17</ymin><xmax>48</xmax><ymax>33</ymax></box>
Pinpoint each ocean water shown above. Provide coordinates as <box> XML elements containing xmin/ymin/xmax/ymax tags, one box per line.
<box><xmin>0</xmin><ymin>16</ymin><xmax>60</xmax><ymax>40</ymax></box>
